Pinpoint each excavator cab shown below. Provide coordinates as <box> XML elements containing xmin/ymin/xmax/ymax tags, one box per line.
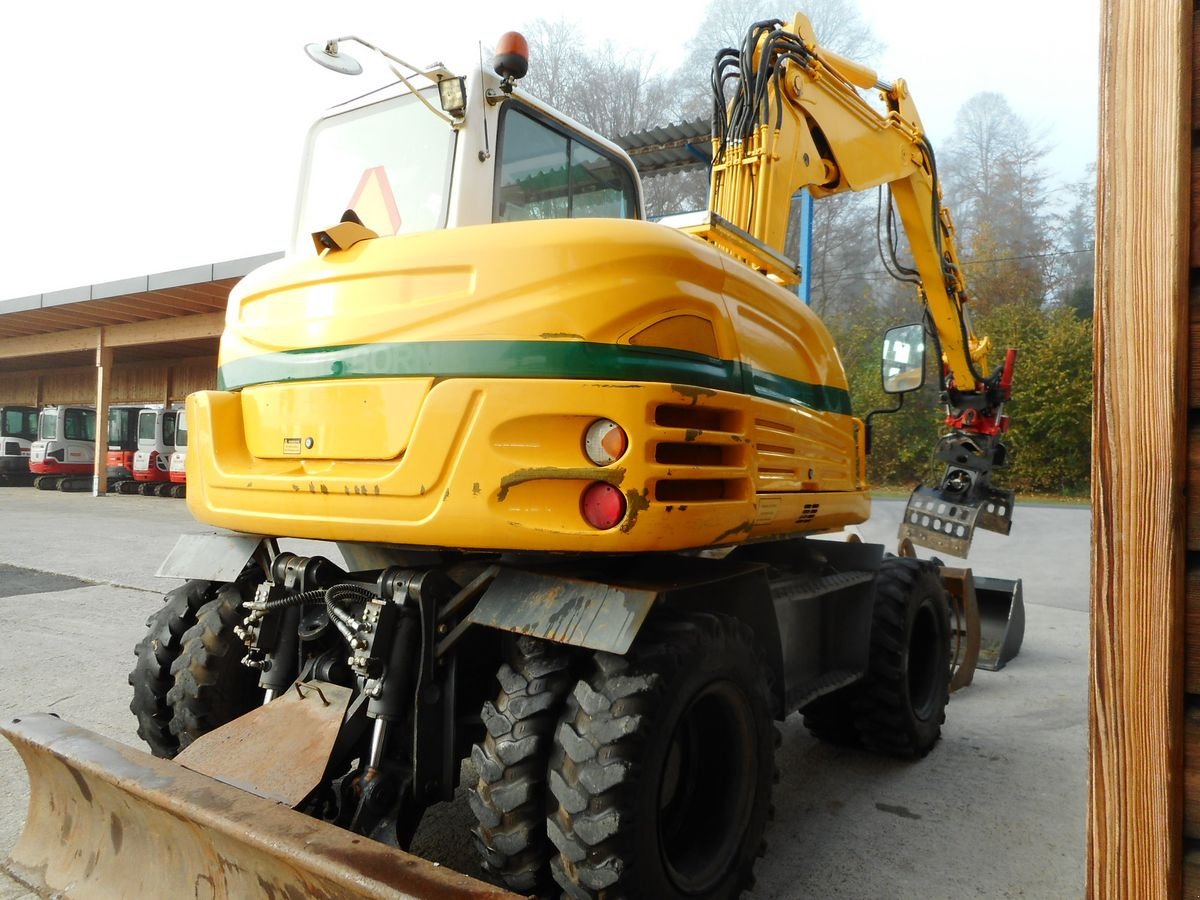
<box><xmin>293</xmin><ymin>40</ymin><xmax>642</xmax><ymax>257</ymax></box>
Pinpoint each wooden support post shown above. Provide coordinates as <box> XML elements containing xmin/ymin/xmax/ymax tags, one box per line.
<box><xmin>93</xmin><ymin>335</ymin><xmax>112</xmax><ymax>497</ymax></box>
<box><xmin>1090</xmin><ymin>0</ymin><xmax>1191</xmax><ymax>896</ymax></box>
<box><xmin>33</xmin><ymin>374</ymin><xmax>42</xmax><ymax>408</ymax></box>
<box><xmin>164</xmin><ymin>366</ymin><xmax>174</xmax><ymax>408</ymax></box>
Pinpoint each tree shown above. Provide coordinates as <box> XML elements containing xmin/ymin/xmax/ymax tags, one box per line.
<box><xmin>675</xmin><ymin>0</ymin><xmax>884</xmax><ymax>119</ymax></box>
<box><xmin>940</xmin><ymin>92</ymin><xmax>1055</xmax><ymax>312</ymax></box>
<box><xmin>519</xmin><ymin>19</ymin><xmax>687</xmax><ymax>136</ymax></box>
<box><xmin>519</xmin><ymin>18</ymin><xmax>701</xmax><ymax>216</ymax></box>
<box><xmin>1053</xmin><ymin>166</ymin><xmax>1096</xmax><ymax>317</ymax></box>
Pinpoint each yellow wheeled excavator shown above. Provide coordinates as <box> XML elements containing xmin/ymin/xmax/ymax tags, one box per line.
<box><xmin>3</xmin><ymin>13</ymin><xmax>1022</xmax><ymax>900</ymax></box>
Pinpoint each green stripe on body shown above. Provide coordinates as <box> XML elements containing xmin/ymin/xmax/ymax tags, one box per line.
<box><xmin>218</xmin><ymin>339</ymin><xmax>852</xmax><ymax>416</ymax></box>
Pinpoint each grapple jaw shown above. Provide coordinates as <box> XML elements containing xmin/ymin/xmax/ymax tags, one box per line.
<box><xmin>898</xmin><ymin>430</ymin><xmax>1014</xmax><ymax>558</ymax></box>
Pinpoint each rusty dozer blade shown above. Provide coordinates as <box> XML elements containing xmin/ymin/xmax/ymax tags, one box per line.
<box><xmin>1</xmin><ymin>713</ymin><xmax>517</xmax><ymax>900</ymax></box>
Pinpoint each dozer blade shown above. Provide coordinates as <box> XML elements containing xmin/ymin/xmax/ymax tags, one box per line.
<box><xmin>1</xmin><ymin>713</ymin><xmax>517</xmax><ymax>900</ymax></box>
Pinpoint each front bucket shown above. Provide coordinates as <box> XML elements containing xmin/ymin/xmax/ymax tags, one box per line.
<box><xmin>974</xmin><ymin>576</ymin><xmax>1025</xmax><ymax>671</ymax></box>
<box><xmin>1</xmin><ymin>713</ymin><xmax>516</xmax><ymax>900</ymax></box>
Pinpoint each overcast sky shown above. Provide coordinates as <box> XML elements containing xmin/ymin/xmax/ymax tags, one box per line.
<box><xmin>0</xmin><ymin>0</ymin><xmax>1099</xmax><ymax>301</ymax></box>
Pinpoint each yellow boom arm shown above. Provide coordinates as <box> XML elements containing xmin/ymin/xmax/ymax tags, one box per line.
<box><xmin>697</xmin><ymin>12</ymin><xmax>988</xmax><ymax>392</ymax></box>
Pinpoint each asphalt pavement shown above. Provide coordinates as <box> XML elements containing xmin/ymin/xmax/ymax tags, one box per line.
<box><xmin>0</xmin><ymin>489</ymin><xmax>1090</xmax><ymax>899</ymax></box>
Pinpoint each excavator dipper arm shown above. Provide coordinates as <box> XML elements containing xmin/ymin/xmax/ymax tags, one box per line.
<box><xmin>694</xmin><ymin>13</ymin><xmax>1016</xmax><ymax>555</ymax></box>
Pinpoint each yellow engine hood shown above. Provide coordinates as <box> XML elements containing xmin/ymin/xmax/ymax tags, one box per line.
<box><xmin>217</xmin><ymin>218</ymin><xmax>852</xmax><ymax>419</ymax></box>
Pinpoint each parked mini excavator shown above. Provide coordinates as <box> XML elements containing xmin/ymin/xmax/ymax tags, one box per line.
<box><xmin>166</xmin><ymin>408</ymin><xmax>188</xmax><ymax>498</ymax></box>
<box><xmin>3</xmin><ymin>13</ymin><xmax>1023</xmax><ymax>900</ymax></box>
<box><xmin>131</xmin><ymin>406</ymin><xmax>179</xmax><ymax>495</ymax></box>
<box><xmin>0</xmin><ymin>405</ymin><xmax>37</xmax><ymax>484</ymax></box>
<box><xmin>28</xmin><ymin>404</ymin><xmax>97</xmax><ymax>491</ymax></box>
<box><xmin>106</xmin><ymin>404</ymin><xmax>147</xmax><ymax>492</ymax></box>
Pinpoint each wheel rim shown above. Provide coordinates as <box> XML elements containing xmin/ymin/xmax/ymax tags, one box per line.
<box><xmin>908</xmin><ymin>599</ymin><xmax>942</xmax><ymax>720</ymax></box>
<box><xmin>657</xmin><ymin>680</ymin><xmax>757</xmax><ymax>895</ymax></box>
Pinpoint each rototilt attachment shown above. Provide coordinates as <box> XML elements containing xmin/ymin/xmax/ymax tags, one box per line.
<box><xmin>899</xmin><ymin>480</ymin><xmax>1014</xmax><ymax>558</ymax></box>
<box><xmin>901</xmin><ymin>346</ymin><xmax>1018</xmax><ymax>558</ymax></box>
<box><xmin>899</xmin><ymin>425</ymin><xmax>1015</xmax><ymax>558</ymax></box>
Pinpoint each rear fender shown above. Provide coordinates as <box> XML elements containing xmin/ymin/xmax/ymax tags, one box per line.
<box><xmin>463</xmin><ymin>558</ymin><xmax>786</xmax><ymax>712</ymax></box>
<box><xmin>156</xmin><ymin>532</ymin><xmax>276</xmax><ymax>583</ymax></box>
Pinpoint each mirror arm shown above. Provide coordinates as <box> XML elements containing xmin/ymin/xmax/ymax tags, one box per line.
<box><xmin>864</xmin><ymin>394</ymin><xmax>906</xmax><ymax>454</ymax></box>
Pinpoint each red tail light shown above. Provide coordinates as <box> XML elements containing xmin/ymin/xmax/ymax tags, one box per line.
<box><xmin>581</xmin><ymin>482</ymin><xmax>626</xmax><ymax>530</ymax></box>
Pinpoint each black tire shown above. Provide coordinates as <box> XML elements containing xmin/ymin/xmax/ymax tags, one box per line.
<box><xmin>469</xmin><ymin>636</ymin><xmax>574</xmax><ymax>894</ymax></box>
<box><xmin>166</xmin><ymin>581</ymin><xmax>262</xmax><ymax>751</ymax></box>
<box><xmin>801</xmin><ymin>690</ymin><xmax>860</xmax><ymax>747</ymax></box>
<box><xmin>854</xmin><ymin>556</ymin><xmax>951</xmax><ymax>758</ymax></box>
<box><xmin>547</xmin><ymin>612</ymin><xmax>774</xmax><ymax>900</ymax></box>
<box><xmin>128</xmin><ymin>580</ymin><xmax>213</xmax><ymax>758</ymax></box>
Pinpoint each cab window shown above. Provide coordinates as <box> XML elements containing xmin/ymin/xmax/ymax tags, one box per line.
<box><xmin>2</xmin><ymin>409</ymin><xmax>36</xmax><ymax>441</ymax></box>
<box><xmin>138</xmin><ymin>412</ymin><xmax>156</xmax><ymax>442</ymax></box>
<box><xmin>494</xmin><ymin>106</ymin><xmax>638</xmax><ymax>222</ymax></box>
<box><xmin>64</xmin><ymin>408</ymin><xmax>96</xmax><ymax>441</ymax></box>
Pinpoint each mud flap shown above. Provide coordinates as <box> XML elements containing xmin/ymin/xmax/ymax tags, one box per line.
<box><xmin>156</xmin><ymin>532</ymin><xmax>273</xmax><ymax>582</ymax></box>
<box><xmin>1</xmin><ymin>713</ymin><xmax>517</xmax><ymax>899</ymax></box>
<box><xmin>174</xmin><ymin>680</ymin><xmax>352</xmax><ymax>807</ymax></box>
<box><xmin>466</xmin><ymin>568</ymin><xmax>657</xmax><ymax>654</ymax></box>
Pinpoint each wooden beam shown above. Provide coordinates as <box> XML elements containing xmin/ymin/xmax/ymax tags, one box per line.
<box><xmin>0</xmin><ymin>313</ymin><xmax>223</xmax><ymax>361</ymax></box>
<box><xmin>105</xmin><ymin>313</ymin><xmax>225</xmax><ymax>348</ymax></box>
<box><xmin>0</xmin><ymin>328</ymin><xmax>101</xmax><ymax>358</ymax></box>
<box><xmin>93</xmin><ymin>336</ymin><xmax>112</xmax><ymax>496</ymax></box>
<box><xmin>1090</xmin><ymin>0</ymin><xmax>1191</xmax><ymax>896</ymax></box>
<box><xmin>0</xmin><ymin>355</ymin><xmax>216</xmax><ymax>382</ymax></box>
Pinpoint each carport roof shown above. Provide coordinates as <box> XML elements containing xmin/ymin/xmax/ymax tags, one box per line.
<box><xmin>615</xmin><ymin>119</ymin><xmax>712</xmax><ymax>177</ymax></box>
<box><xmin>0</xmin><ymin>252</ymin><xmax>282</xmax><ymax>340</ymax></box>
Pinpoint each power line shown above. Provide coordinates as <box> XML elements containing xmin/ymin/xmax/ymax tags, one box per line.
<box><xmin>815</xmin><ymin>246</ymin><xmax>1094</xmax><ymax>285</ymax></box>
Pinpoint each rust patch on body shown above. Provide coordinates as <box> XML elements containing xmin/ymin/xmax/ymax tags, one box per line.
<box><xmin>710</xmin><ymin>519</ymin><xmax>754</xmax><ymax>544</ymax></box>
<box><xmin>684</xmin><ymin>429</ymin><xmax>702</xmax><ymax>442</ymax></box>
<box><xmin>671</xmin><ymin>384</ymin><xmax>718</xmax><ymax>405</ymax></box>
<box><xmin>497</xmin><ymin>466</ymin><xmax>625</xmax><ymax>502</ymax></box>
<box><xmin>620</xmin><ymin>487</ymin><xmax>651</xmax><ymax>533</ymax></box>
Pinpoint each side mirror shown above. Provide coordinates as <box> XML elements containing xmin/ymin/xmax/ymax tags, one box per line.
<box><xmin>881</xmin><ymin>323</ymin><xmax>926</xmax><ymax>394</ymax></box>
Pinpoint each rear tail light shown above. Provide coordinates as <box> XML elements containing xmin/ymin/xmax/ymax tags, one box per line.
<box><xmin>581</xmin><ymin>482</ymin><xmax>626</xmax><ymax>530</ymax></box>
<box><xmin>584</xmin><ymin>419</ymin><xmax>627</xmax><ymax>466</ymax></box>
